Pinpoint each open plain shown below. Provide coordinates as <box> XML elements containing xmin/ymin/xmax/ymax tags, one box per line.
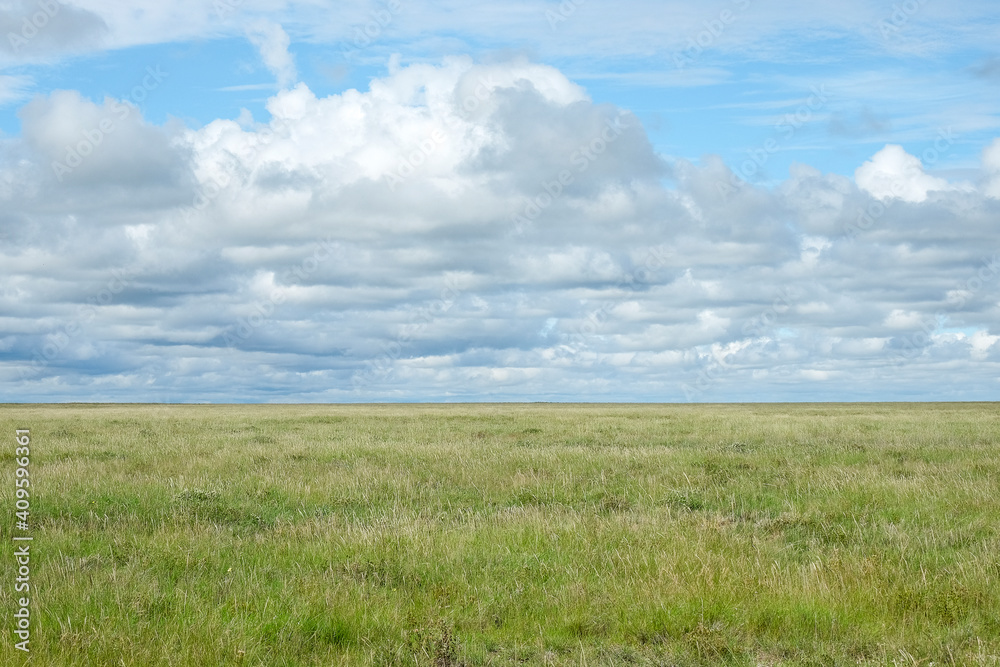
<box><xmin>1</xmin><ymin>403</ymin><xmax>998</xmax><ymax>665</ymax></box>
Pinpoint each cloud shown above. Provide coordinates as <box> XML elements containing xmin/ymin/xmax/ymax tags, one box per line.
<box><xmin>983</xmin><ymin>138</ymin><xmax>1000</xmax><ymax>199</ymax></box>
<box><xmin>0</xmin><ymin>73</ymin><xmax>32</xmax><ymax>106</ymax></box>
<box><xmin>969</xmin><ymin>330</ymin><xmax>1000</xmax><ymax>360</ymax></box>
<box><xmin>245</xmin><ymin>20</ymin><xmax>297</xmax><ymax>89</ymax></box>
<box><xmin>0</xmin><ymin>0</ymin><xmax>107</xmax><ymax>61</ymax></box>
<box><xmin>2</xmin><ymin>58</ymin><xmax>1000</xmax><ymax>402</ymax></box>
<box><xmin>3</xmin><ymin>1</ymin><xmax>995</xmax><ymax>75</ymax></box>
<box><xmin>18</xmin><ymin>88</ymin><xmax>189</xmax><ymax>188</ymax></box>
<box><xmin>854</xmin><ymin>144</ymin><xmax>954</xmax><ymax>202</ymax></box>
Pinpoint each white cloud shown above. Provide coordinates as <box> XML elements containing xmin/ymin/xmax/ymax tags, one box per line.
<box><xmin>883</xmin><ymin>309</ymin><xmax>925</xmax><ymax>329</ymax></box>
<box><xmin>3</xmin><ymin>58</ymin><xmax>1000</xmax><ymax>401</ymax></box>
<box><xmin>4</xmin><ymin>0</ymin><xmax>991</xmax><ymax>64</ymax></box>
<box><xmin>0</xmin><ymin>74</ymin><xmax>32</xmax><ymax>106</ymax></box>
<box><xmin>245</xmin><ymin>20</ymin><xmax>297</xmax><ymax>89</ymax></box>
<box><xmin>968</xmin><ymin>330</ymin><xmax>1000</xmax><ymax>360</ymax></box>
<box><xmin>854</xmin><ymin>144</ymin><xmax>953</xmax><ymax>202</ymax></box>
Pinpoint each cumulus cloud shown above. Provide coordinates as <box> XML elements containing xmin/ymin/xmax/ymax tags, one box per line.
<box><xmin>854</xmin><ymin>144</ymin><xmax>954</xmax><ymax>202</ymax></box>
<box><xmin>18</xmin><ymin>88</ymin><xmax>187</xmax><ymax>188</ymax></box>
<box><xmin>2</xmin><ymin>58</ymin><xmax>1000</xmax><ymax>402</ymax></box>
<box><xmin>245</xmin><ymin>21</ymin><xmax>297</xmax><ymax>89</ymax></box>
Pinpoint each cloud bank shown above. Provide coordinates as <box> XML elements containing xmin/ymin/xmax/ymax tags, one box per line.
<box><xmin>2</xmin><ymin>57</ymin><xmax>999</xmax><ymax>401</ymax></box>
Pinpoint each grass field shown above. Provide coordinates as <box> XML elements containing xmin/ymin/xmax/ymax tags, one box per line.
<box><xmin>1</xmin><ymin>403</ymin><xmax>999</xmax><ymax>666</ymax></box>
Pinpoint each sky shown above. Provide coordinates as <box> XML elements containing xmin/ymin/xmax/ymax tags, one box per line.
<box><xmin>1</xmin><ymin>0</ymin><xmax>999</xmax><ymax>403</ymax></box>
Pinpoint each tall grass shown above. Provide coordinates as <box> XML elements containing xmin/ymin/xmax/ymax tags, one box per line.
<box><xmin>1</xmin><ymin>403</ymin><xmax>998</xmax><ymax>665</ymax></box>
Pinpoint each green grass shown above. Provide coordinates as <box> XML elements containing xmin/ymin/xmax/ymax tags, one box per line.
<box><xmin>1</xmin><ymin>403</ymin><xmax>999</xmax><ymax>665</ymax></box>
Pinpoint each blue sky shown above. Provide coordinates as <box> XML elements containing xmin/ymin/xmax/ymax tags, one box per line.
<box><xmin>2</xmin><ymin>0</ymin><xmax>1000</xmax><ymax>402</ymax></box>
